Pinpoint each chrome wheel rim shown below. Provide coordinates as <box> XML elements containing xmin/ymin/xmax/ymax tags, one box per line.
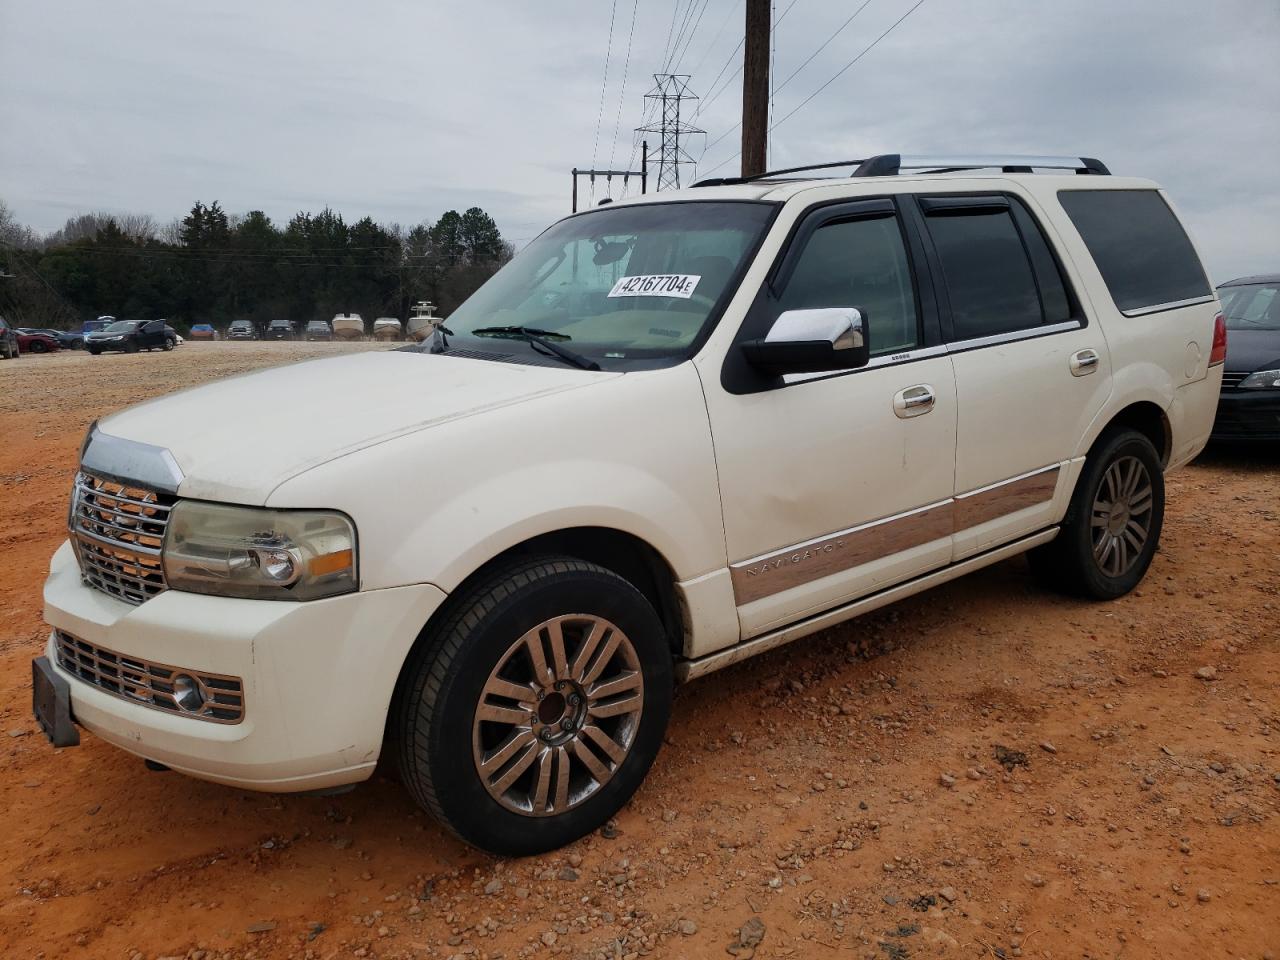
<box><xmin>1090</xmin><ymin>455</ymin><xmax>1154</xmax><ymax>578</ymax></box>
<box><xmin>471</xmin><ymin>614</ymin><xmax>644</xmax><ymax>817</ymax></box>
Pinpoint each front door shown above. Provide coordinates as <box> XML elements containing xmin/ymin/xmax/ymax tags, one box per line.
<box><xmin>702</xmin><ymin>198</ymin><xmax>958</xmax><ymax>638</ymax></box>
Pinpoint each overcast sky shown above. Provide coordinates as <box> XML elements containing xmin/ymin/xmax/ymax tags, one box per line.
<box><xmin>2</xmin><ymin>0</ymin><xmax>1276</xmax><ymax>279</ymax></box>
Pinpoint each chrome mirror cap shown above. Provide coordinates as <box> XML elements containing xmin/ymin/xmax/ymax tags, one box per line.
<box><xmin>742</xmin><ymin>306</ymin><xmax>871</xmax><ymax>376</ymax></box>
<box><xmin>764</xmin><ymin>307</ymin><xmax>864</xmax><ymax>352</ymax></box>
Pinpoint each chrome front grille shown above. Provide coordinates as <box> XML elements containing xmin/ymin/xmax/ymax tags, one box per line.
<box><xmin>55</xmin><ymin>631</ymin><xmax>245</xmax><ymax>724</ymax></box>
<box><xmin>1220</xmin><ymin>371</ymin><xmax>1249</xmax><ymax>389</ymax></box>
<box><xmin>69</xmin><ymin>471</ymin><xmax>172</xmax><ymax>604</ymax></box>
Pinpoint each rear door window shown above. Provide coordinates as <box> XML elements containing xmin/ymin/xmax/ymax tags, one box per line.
<box><xmin>1058</xmin><ymin>189</ymin><xmax>1210</xmax><ymax>313</ymax></box>
<box><xmin>921</xmin><ymin>199</ymin><xmax>1042</xmax><ymax>341</ymax></box>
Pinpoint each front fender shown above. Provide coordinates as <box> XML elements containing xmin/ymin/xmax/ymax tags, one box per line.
<box><xmin>268</xmin><ymin>363</ymin><xmax>728</xmax><ymax>594</ymax></box>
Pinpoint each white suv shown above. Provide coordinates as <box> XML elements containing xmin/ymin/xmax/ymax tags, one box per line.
<box><xmin>35</xmin><ymin>154</ymin><xmax>1225</xmax><ymax>854</ymax></box>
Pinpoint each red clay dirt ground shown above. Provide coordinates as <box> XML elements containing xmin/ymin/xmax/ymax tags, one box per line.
<box><xmin>1</xmin><ymin>344</ymin><xmax>1277</xmax><ymax>960</ymax></box>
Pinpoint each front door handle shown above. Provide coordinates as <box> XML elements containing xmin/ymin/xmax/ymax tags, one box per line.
<box><xmin>893</xmin><ymin>384</ymin><xmax>935</xmax><ymax>419</ymax></box>
<box><xmin>1070</xmin><ymin>348</ymin><xmax>1100</xmax><ymax>376</ymax></box>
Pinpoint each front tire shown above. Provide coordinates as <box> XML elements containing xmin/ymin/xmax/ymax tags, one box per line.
<box><xmin>30</xmin><ymin>340</ymin><xmax>47</xmax><ymax>353</ymax></box>
<box><xmin>396</xmin><ymin>557</ymin><xmax>673</xmax><ymax>856</ymax></box>
<box><xmin>1029</xmin><ymin>428</ymin><xmax>1164</xmax><ymax>599</ymax></box>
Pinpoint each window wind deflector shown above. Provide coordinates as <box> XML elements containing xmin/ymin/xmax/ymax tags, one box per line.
<box><xmin>920</xmin><ymin>196</ymin><xmax>1011</xmax><ymax>215</ymax></box>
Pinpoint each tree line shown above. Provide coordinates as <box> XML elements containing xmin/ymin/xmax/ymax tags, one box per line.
<box><xmin>0</xmin><ymin>198</ymin><xmax>513</xmax><ymax>332</ymax></box>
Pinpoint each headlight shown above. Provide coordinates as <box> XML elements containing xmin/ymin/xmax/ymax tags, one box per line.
<box><xmin>1239</xmin><ymin>368</ymin><xmax>1280</xmax><ymax>390</ymax></box>
<box><xmin>162</xmin><ymin>501</ymin><xmax>357</xmax><ymax>600</ymax></box>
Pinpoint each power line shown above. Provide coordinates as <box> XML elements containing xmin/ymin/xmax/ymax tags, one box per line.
<box><xmin>664</xmin><ymin>0</ymin><xmax>702</xmax><ymax>74</ymax></box>
<box><xmin>685</xmin><ymin>0</ymin><xmax>740</xmax><ymax>80</ymax></box>
<box><xmin>591</xmin><ymin>0</ymin><xmax>620</xmax><ymax>169</ymax></box>
<box><xmin>607</xmin><ymin>0</ymin><xmax>641</xmax><ymax>170</ymax></box>
<box><xmin>672</xmin><ymin>0</ymin><xmax>714</xmax><ymax>73</ymax></box>
<box><xmin>772</xmin><ymin>0</ymin><xmax>874</xmax><ymax>97</ymax></box>
<box><xmin>772</xmin><ymin>0</ymin><xmax>925</xmax><ymax>129</ymax></box>
<box><xmin>700</xmin><ymin>0</ymin><xmax>927</xmax><ymax>177</ymax></box>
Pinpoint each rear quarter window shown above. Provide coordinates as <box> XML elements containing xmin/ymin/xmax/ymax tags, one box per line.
<box><xmin>1057</xmin><ymin>189</ymin><xmax>1210</xmax><ymax>314</ymax></box>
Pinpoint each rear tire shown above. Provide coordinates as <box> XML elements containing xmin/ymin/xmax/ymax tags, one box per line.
<box><xmin>30</xmin><ymin>340</ymin><xmax>47</xmax><ymax>353</ymax></box>
<box><xmin>1029</xmin><ymin>428</ymin><xmax>1164</xmax><ymax>600</ymax></box>
<box><xmin>396</xmin><ymin>557</ymin><xmax>673</xmax><ymax>856</ymax></box>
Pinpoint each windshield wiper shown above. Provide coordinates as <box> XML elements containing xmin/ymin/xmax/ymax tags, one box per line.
<box><xmin>470</xmin><ymin>326</ymin><xmax>600</xmax><ymax>371</ymax></box>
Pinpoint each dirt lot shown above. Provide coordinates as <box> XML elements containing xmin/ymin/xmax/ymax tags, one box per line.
<box><xmin>0</xmin><ymin>342</ymin><xmax>1277</xmax><ymax>960</ymax></box>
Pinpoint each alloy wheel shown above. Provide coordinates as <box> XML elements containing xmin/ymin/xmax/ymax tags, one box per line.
<box><xmin>1090</xmin><ymin>455</ymin><xmax>1154</xmax><ymax>578</ymax></box>
<box><xmin>472</xmin><ymin>614</ymin><xmax>644</xmax><ymax>817</ymax></box>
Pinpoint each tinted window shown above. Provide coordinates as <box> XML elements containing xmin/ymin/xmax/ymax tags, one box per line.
<box><xmin>1009</xmin><ymin>200</ymin><xmax>1072</xmax><ymax>325</ymax></box>
<box><xmin>1218</xmin><ymin>282</ymin><xmax>1280</xmax><ymax>331</ymax></box>
<box><xmin>1058</xmin><ymin>189</ymin><xmax>1210</xmax><ymax>312</ymax></box>
<box><xmin>776</xmin><ymin>214</ymin><xmax>919</xmax><ymax>355</ymax></box>
<box><xmin>925</xmin><ymin>207</ymin><xmax>1042</xmax><ymax>340</ymax></box>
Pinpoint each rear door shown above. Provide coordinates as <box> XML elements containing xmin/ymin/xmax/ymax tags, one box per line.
<box><xmin>908</xmin><ymin>189</ymin><xmax>1110</xmax><ymax>559</ymax></box>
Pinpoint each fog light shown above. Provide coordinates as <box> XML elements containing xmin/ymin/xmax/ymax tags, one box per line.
<box><xmin>172</xmin><ymin>674</ymin><xmax>205</xmax><ymax>712</ymax></box>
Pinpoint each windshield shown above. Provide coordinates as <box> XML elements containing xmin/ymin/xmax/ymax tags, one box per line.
<box><xmin>104</xmin><ymin>320</ymin><xmax>137</xmax><ymax>333</ymax></box>
<box><xmin>439</xmin><ymin>201</ymin><xmax>775</xmax><ymax>369</ymax></box>
<box><xmin>1219</xmin><ymin>282</ymin><xmax>1280</xmax><ymax>331</ymax></box>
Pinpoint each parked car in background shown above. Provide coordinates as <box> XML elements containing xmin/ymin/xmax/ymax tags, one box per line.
<box><xmin>33</xmin><ymin>154</ymin><xmax>1224</xmax><ymax>856</ymax></box>
<box><xmin>0</xmin><ymin>315</ymin><xmax>19</xmax><ymax>359</ymax></box>
<box><xmin>304</xmin><ymin>319</ymin><xmax>332</xmax><ymax>341</ymax></box>
<box><xmin>266</xmin><ymin>320</ymin><xmax>293</xmax><ymax>340</ymax></box>
<box><xmin>1212</xmin><ymin>274</ymin><xmax>1280</xmax><ymax>441</ymax></box>
<box><xmin>187</xmin><ymin>324</ymin><xmax>216</xmax><ymax>341</ymax></box>
<box><xmin>18</xmin><ymin>327</ymin><xmax>83</xmax><ymax>350</ymax></box>
<box><xmin>83</xmin><ymin>316</ymin><xmax>115</xmax><ymax>337</ymax></box>
<box><xmin>16</xmin><ymin>329</ymin><xmax>61</xmax><ymax>354</ymax></box>
<box><xmin>373</xmin><ymin>317</ymin><xmax>403</xmax><ymax>341</ymax></box>
<box><xmin>85</xmin><ymin>319</ymin><xmax>176</xmax><ymax>354</ymax></box>
<box><xmin>331</xmin><ymin>313</ymin><xmax>365</xmax><ymax>341</ymax></box>
<box><xmin>227</xmin><ymin>320</ymin><xmax>257</xmax><ymax>341</ymax></box>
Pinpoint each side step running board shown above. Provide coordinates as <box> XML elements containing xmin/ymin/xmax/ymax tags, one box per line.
<box><xmin>675</xmin><ymin>528</ymin><xmax>1059</xmax><ymax>683</ymax></box>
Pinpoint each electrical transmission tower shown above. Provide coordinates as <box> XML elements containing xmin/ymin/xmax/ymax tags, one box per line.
<box><xmin>636</xmin><ymin>74</ymin><xmax>703</xmax><ymax>191</ymax></box>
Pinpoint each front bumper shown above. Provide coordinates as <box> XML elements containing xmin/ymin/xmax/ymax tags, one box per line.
<box><xmin>1211</xmin><ymin>389</ymin><xmax>1280</xmax><ymax>441</ymax></box>
<box><xmin>41</xmin><ymin>540</ymin><xmax>446</xmax><ymax>792</ymax></box>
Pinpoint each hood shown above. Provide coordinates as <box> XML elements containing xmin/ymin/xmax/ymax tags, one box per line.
<box><xmin>1224</xmin><ymin>328</ymin><xmax>1280</xmax><ymax>373</ymax></box>
<box><xmin>87</xmin><ymin>329</ymin><xmax>129</xmax><ymax>339</ymax></box>
<box><xmin>97</xmin><ymin>351</ymin><xmax>614</xmax><ymax>504</ymax></box>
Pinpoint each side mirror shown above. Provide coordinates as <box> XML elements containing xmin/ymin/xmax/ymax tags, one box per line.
<box><xmin>740</xmin><ymin>307</ymin><xmax>870</xmax><ymax>375</ymax></box>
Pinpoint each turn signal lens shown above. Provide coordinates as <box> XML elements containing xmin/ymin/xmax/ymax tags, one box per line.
<box><xmin>1209</xmin><ymin>312</ymin><xmax>1227</xmax><ymax>366</ymax></box>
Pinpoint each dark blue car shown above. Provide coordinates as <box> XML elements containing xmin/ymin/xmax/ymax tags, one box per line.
<box><xmin>1212</xmin><ymin>274</ymin><xmax>1280</xmax><ymax>441</ymax></box>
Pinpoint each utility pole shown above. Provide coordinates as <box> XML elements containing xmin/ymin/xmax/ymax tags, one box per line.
<box><xmin>741</xmin><ymin>0</ymin><xmax>770</xmax><ymax>178</ymax></box>
<box><xmin>570</xmin><ymin>143</ymin><xmax>648</xmax><ymax>213</ymax></box>
<box><xmin>636</xmin><ymin>75</ymin><xmax>703</xmax><ymax>191</ymax></box>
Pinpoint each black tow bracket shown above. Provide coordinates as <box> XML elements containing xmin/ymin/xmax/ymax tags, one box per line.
<box><xmin>32</xmin><ymin>656</ymin><xmax>80</xmax><ymax>748</ymax></box>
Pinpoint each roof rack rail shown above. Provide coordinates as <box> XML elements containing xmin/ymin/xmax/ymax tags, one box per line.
<box><xmin>692</xmin><ymin>153</ymin><xmax>1110</xmax><ymax>187</ymax></box>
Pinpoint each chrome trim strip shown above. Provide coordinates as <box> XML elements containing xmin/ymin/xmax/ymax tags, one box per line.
<box><xmin>1120</xmin><ymin>295</ymin><xmax>1216</xmax><ymax>318</ymax></box>
<box><xmin>782</xmin><ymin>345</ymin><xmax>949</xmax><ymax>385</ymax></box>
<box><xmin>945</xmin><ymin>320</ymin><xmax>1082</xmax><ymax>353</ymax></box>
<box><xmin>80</xmin><ymin>425</ymin><xmax>184</xmax><ymax>495</ymax></box>
<box><xmin>681</xmin><ymin>528</ymin><xmax>1061</xmax><ymax>682</ymax></box>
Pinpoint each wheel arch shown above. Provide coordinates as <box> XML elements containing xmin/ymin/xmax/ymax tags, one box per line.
<box><xmin>1089</xmin><ymin>400</ymin><xmax>1172</xmax><ymax>466</ymax></box>
<box><xmin>384</xmin><ymin>525</ymin><xmax>686</xmax><ymax>749</ymax></box>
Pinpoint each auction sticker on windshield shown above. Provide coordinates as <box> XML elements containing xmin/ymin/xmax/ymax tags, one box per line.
<box><xmin>607</xmin><ymin>274</ymin><xmax>701</xmax><ymax>299</ymax></box>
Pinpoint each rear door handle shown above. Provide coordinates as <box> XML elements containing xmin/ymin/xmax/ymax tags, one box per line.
<box><xmin>1070</xmin><ymin>348</ymin><xmax>1100</xmax><ymax>376</ymax></box>
<box><xmin>893</xmin><ymin>384</ymin><xmax>935</xmax><ymax>419</ymax></box>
